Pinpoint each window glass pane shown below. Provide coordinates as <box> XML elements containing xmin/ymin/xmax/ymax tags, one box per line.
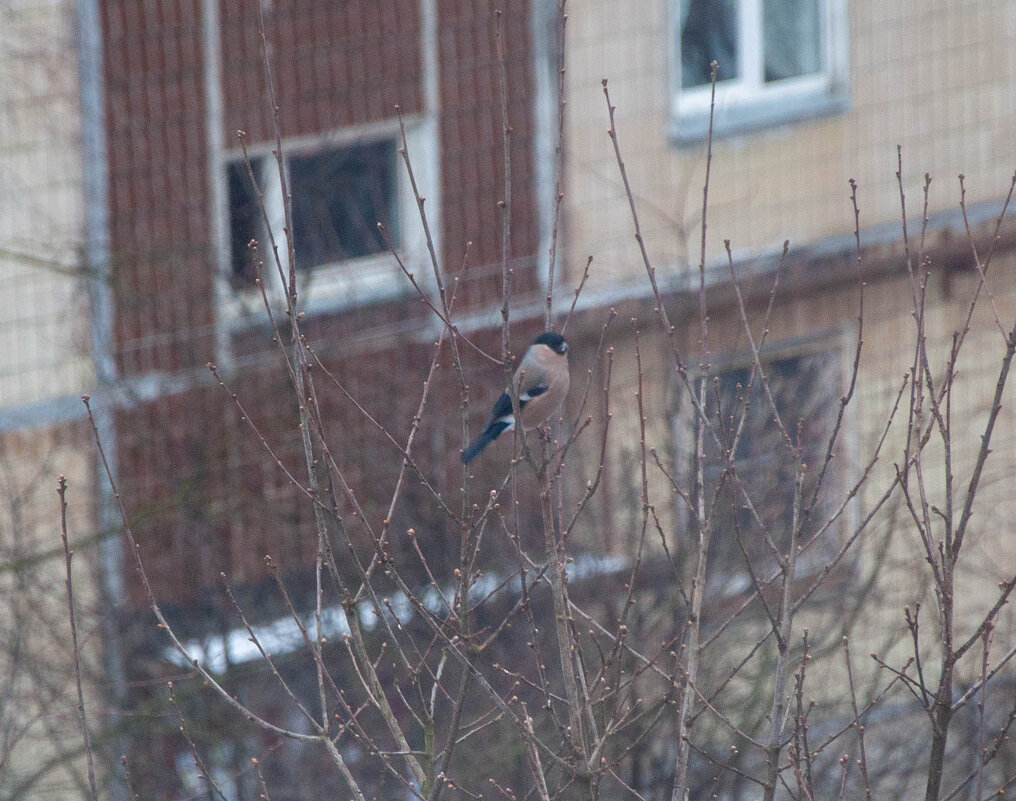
<box><xmin>289</xmin><ymin>139</ymin><xmax>398</xmax><ymax>270</ymax></box>
<box><xmin>227</xmin><ymin>157</ymin><xmax>266</xmax><ymax>282</ymax></box>
<box><xmin>680</xmin><ymin>0</ymin><xmax>738</xmax><ymax>89</ymax></box>
<box><xmin>764</xmin><ymin>0</ymin><xmax>821</xmax><ymax>82</ymax></box>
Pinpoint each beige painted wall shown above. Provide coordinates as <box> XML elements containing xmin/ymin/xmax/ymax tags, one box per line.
<box><xmin>557</xmin><ymin>241</ymin><xmax>1016</xmax><ymax>797</ymax></box>
<box><xmin>0</xmin><ymin>0</ymin><xmax>91</xmax><ymax>407</ymax></box>
<box><xmin>0</xmin><ymin>3</ymin><xmax>104</xmax><ymax>797</ymax></box>
<box><xmin>563</xmin><ymin>0</ymin><xmax>1016</xmax><ymax>681</ymax></box>
<box><xmin>562</xmin><ymin>0</ymin><xmax>1016</xmax><ymax>298</ymax></box>
<box><xmin>568</xmin><ymin>251</ymin><xmax>1016</xmax><ymax>685</ymax></box>
<box><xmin>0</xmin><ymin>422</ymin><xmax>100</xmax><ymax>799</ymax></box>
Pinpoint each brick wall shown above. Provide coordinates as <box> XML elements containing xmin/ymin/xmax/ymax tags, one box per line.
<box><xmin>100</xmin><ymin>0</ymin><xmax>544</xmax><ymax>606</ymax></box>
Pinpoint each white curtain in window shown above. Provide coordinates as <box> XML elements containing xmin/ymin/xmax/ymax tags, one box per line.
<box><xmin>763</xmin><ymin>0</ymin><xmax>821</xmax><ymax>82</ymax></box>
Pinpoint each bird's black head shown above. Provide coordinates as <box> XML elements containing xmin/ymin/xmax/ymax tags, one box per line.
<box><xmin>533</xmin><ymin>331</ymin><xmax>568</xmax><ymax>355</ymax></box>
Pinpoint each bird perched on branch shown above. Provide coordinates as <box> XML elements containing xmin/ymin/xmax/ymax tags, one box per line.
<box><xmin>461</xmin><ymin>331</ymin><xmax>571</xmax><ymax>464</ymax></box>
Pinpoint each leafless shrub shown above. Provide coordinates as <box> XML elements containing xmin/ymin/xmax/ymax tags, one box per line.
<box><xmin>63</xmin><ymin>9</ymin><xmax>1016</xmax><ymax>801</ymax></box>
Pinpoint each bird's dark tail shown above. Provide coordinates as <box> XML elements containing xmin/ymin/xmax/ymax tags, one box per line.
<box><xmin>461</xmin><ymin>420</ymin><xmax>511</xmax><ymax>464</ymax></box>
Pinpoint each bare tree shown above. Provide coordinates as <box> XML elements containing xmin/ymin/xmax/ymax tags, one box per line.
<box><xmin>61</xmin><ymin>8</ymin><xmax>1016</xmax><ymax>801</ymax></box>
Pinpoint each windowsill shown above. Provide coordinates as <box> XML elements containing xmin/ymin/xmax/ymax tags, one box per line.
<box><xmin>670</xmin><ymin>84</ymin><xmax>851</xmax><ymax>144</ymax></box>
<box><xmin>222</xmin><ymin>251</ymin><xmax>419</xmax><ymax>331</ymax></box>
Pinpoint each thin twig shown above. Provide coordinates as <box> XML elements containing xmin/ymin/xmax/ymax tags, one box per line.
<box><xmin>545</xmin><ymin>1</ymin><xmax>568</xmax><ymax>331</ymax></box>
<box><xmin>58</xmin><ymin>477</ymin><xmax>99</xmax><ymax>801</ymax></box>
<box><xmin>843</xmin><ymin>637</ymin><xmax>873</xmax><ymax>801</ymax></box>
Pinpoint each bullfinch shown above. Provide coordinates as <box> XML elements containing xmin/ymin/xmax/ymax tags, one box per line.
<box><xmin>461</xmin><ymin>332</ymin><xmax>571</xmax><ymax>464</ymax></box>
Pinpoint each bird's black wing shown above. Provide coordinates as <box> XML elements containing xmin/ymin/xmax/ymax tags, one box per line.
<box><xmin>463</xmin><ymin>392</ymin><xmax>515</xmax><ymax>464</ymax></box>
<box><xmin>489</xmin><ymin>383</ymin><xmax>548</xmax><ymax>423</ymax></box>
<box><xmin>488</xmin><ymin>390</ymin><xmax>514</xmax><ymax>421</ymax></box>
<box><xmin>519</xmin><ymin>384</ymin><xmax>548</xmax><ymax>402</ymax></box>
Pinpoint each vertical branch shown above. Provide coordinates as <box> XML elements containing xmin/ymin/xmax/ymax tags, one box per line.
<box><xmin>522</xmin><ymin>703</ymin><xmax>554</xmax><ymax>801</ymax></box>
<box><xmin>540</xmin><ymin>462</ymin><xmax>591</xmax><ymax>779</ymax></box>
<box><xmin>495</xmin><ymin>9</ymin><xmax>513</xmax><ymax>370</ymax></box>
<box><xmin>891</xmin><ymin>156</ymin><xmax>957</xmax><ymax>801</ymax></box>
<box><xmin>58</xmin><ymin>477</ymin><xmax>99</xmax><ymax>801</ymax></box>
<box><xmin>791</xmin><ymin>632</ymin><xmax>814</xmax><ymax>797</ymax></box>
<box><xmin>761</xmin><ymin>463</ymin><xmax>806</xmax><ymax>801</ymax></box>
<box><xmin>253</xmin><ymin>2</ymin><xmax>296</xmax><ymax>296</ymax></box>
<box><xmin>843</xmin><ymin>637</ymin><xmax>873</xmax><ymax>801</ymax></box>
<box><xmin>545</xmin><ymin>0</ymin><xmax>567</xmax><ymax>330</ymax></box>
<box><xmin>247</xmin><ymin>7</ymin><xmax>433</xmax><ymax>792</ymax></box>
<box><xmin>494</xmin><ymin>9</ymin><xmax>539</xmax><ymax>469</ymax></box>
<box><xmin>898</xmin><ymin>156</ymin><xmax>926</xmax><ymax>481</ymax></box>
<box><xmin>250</xmin><ymin>4</ymin><xmax>334</xmax><ymax>739</ymax></box>
<box><xmin>696</xmin><ymin>62</ymin><xmax>717</xmax><ymax>371</ymax></box>
<box><xmin>974</xmin><ymin>623</ymin><xmax>995</xmax><ymax>801</ymax></box>
<box><xmin>426</xmin><ymin>662</ymin><xmax>470</xmax><ymax>801</ymax></box>
<box><xmin>806</xmin><ymin>179</ymin><xmax>866</xmax><ymax>513</ymax></box>
<box><xmin>671</xmin><ymin>61</ymin><xmax>718</xmax><ymax>801</ymax></box>
<box><xmin>394</xmin><ymin>106</ymin><xmax>454</xmax><ymax>327</ymax></box>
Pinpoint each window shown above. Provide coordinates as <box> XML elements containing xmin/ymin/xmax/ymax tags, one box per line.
<box><xmin>289</xmin><ymin>141</ymin><xmax>398</xmax><ymax>270</ymax></box>
<box><xmin>671</xmin><ymin>0</ymin><xmax>849</xmax><ymax>141</ymax></box>
<box><xmin>675</xmin><ymin>347</ymin><xmax>844</xmax><ymax>596</ymax></box>
<box><xmin>228</xmin><ymin>139</ymin><xmax>398</xmax><ymax>284</ymax></box>
<box><xmin>221</xmin><ymin>120</ymin><xmax>437</xmax><ymax>320</ymax></box>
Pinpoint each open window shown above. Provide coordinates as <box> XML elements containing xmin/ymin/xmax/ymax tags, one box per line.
<box><xmin>221</xmin><ymin>120</ymin><xmax>436</xmax><ymax>321</ymax></box>
<box><xmin>670</xmin><ymin>0</ymin><xmax>849</xmax><ymax>141</ymax></box>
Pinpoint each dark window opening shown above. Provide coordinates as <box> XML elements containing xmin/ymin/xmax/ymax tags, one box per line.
<box><xmin>690</xmin><ymin>350</ymin><xmax>840</xmax><ymax>593</ymax></box>
<box><xmin>289</xmin><ymin>139</ymin><xmax>398</xmax><ymax>271</ymax></box>
<box><xmin>227</xmin><ymin>159</ymin><xmax>267</xmax><ymax>284</ymax></box>
<box><xmin>226</xmin><ymin>138</ymin><xmax>399</xmax><ymax>285</ymax></box>
<box><xmin>680</xmin><ymin>0</ymin><xmax>738</xmax><ymax>88</ymax></box>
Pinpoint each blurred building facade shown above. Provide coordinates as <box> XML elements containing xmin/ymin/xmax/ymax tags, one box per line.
<box><xmin>3</xmin><ymin>0</ymin><xmax>1016</xmax><ymax>798</ymax></box>
<box><xmin>83</xmin><ymin>0</ymin><xmax>558</xmax><ymax>797</ymax></box>
<box><xmin>561</xmin><ymin>0</ymin><xmax>1016</xmax><ymax>610</ymax></box>
<box><xmin>0</xmin><ymin>2</ymin><xmax>104</xmax><ymax>798</ymax></box>
<box><xmin>94</xmin><ymin>0</ymin><xmax>563</xmax><ymax>608</ymax></box>
<box><xmin>0</xmin><ymin>0</ymin><xmax>559</xmax><ymax>796</ymax></box>
<box><xmin>559</xmin><ymin>0</ymin><xmax>1016</xmax><ymax>795</ymax></box>
<box><xmin>560</xmin><ymin>6</ymin><xmax>1016</xmax><ymax>546</ymax></box>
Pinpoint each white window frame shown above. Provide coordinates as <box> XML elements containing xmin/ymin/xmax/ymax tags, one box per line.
<box><xmin>204</xmin><ymin>0</ymin><xmax>441</xmax><ymax>359</ymax></box>
<box><xmin>218</xmin><ymin>117</ymin><xmax>438</xmax><ymax>323</ymax></box>
<box><xmin>669</xmin><ymin>0</ymin><xmax>850</xmax><ymax>142</ymax></box>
